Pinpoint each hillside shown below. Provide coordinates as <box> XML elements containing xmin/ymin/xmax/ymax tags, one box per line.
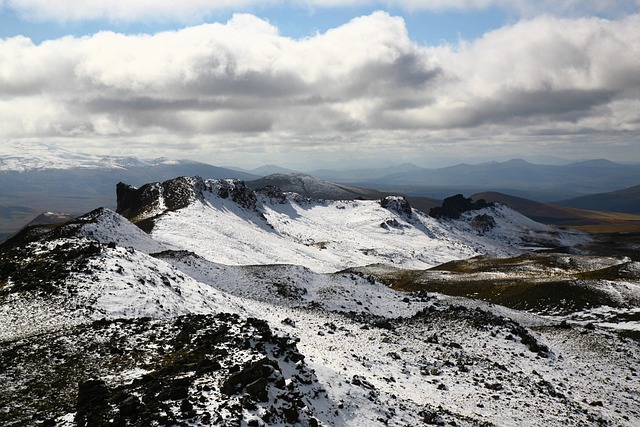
<box><xmin>248</xmin><ymin>173</ymin><xmax>441</xmax><ymax>214</ymax></box>
<box><xmin>555</xmin><ymin>184</ymin><xmax>640</xmax><ymax>214</ymax></box>
<box><xmin>246</xmin><ymin>173</ymin><xmax>385</xmax><ymax>201</ymax></box>
<box><xmin>1</xmin><ymin>177</ymin><xmax>639</xmax><ymax>426</ymax></box>
<box><xmin>473</xmin><ymin>191</ymin><xmax>640</xmax><ymax>233</ymax></box>
<box><xmin>116</xmin><ymin>177</ymin><xmax>588</xmax><ymax>273</ymax></box>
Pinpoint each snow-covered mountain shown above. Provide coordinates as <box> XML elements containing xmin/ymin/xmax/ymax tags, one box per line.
<box><xmin>1</xmin><ymin>176</ymin><xmax>638</xmax><ymax>426</ymax></box>
<box><xmin>0</xmin><ymin>142</ymin><xmax>180</xmax><ymax>172</ymax></box>
<box><xmin>0</xmin><ymin>145</ymin><xmax>259</xmax><ymax>238</ymax></box>
<box><xmin>117</xmin><ymin>176</ymin><xmax>588</xmax><ymax>274</ymax></box>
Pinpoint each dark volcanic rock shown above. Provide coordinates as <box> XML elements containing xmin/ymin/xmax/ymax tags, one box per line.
<box><xmin>76</xmin><ymin>379</ymin><xmax>109</xmax><ymax>427</ymax></box>
<box><xmin>429</xmin><ymin>194</ymin><xmax>493</xmax><ymax>219</ymax></box>
<box><xmin>0</xmin><ymin>314</ymin><xmax>335</xmax><ymax>427</ymax></box>
<box><xmin>221</xmin><ymin>357</ymin><xmax>280</xmax><ymax>398</ymax></box>
<box><xmin>116</xmin><ymin>177</ymin><xmax>259</xmax><ymax>225</ymax></box>
<box><xmin>380</xmin><ymin>196</ymin><xmax>412</xmax><ymax>217</ymax></box>
<box><xmin>116</xmin><ymin>176</ymin><xmax>199</xmax><ymax>222</ymax></box>
<box><xmin>257</xmin><ymin>185</ymin><xmax>288</xmax><ymax>204</ymax></box>
<box><xmin>216</xmin><ymin>179</ymin><xmax>258</xmax><ymax>210</ymax></box>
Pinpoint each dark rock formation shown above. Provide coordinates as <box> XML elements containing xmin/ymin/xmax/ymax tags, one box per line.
<box><xmin>380</xmin><ymin>196</ymin><xmax>412</xmax><ymax>217</ymax></box>
<box><xmin>117</xmin><ymin>177</ymin><xmax>260</xmax><ymax>224</ymax></box>
<box><xmin>256</xmin><ymin>185</ymin><xmax>288</xmax><ymax>204</ymax></box>
<box><xmin>215</xmin><ymin>179</ymin><xmax>257</xmax><ymax>210</ymax></box>
<box><xmin>429</xmin><ymin>194</ymin><xmax>493</xmax><ymax>219</ymax></box>
<box><xmin>76</xmin><ymin>379</ymin><xmax>109</xmax><ymax>427</ymax></box>
<box><xmin>116</xmin><ymin>176</ymin><xmax>202</xmax><ymax>220</ymax></box>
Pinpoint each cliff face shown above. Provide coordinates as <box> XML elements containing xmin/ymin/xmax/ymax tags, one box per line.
<box><xmin>116</xmin><ymin>176</ymin><xmax>200</xmax><ymax>222</ymax></box>
<box><xmin>429</xmin><ymin>194</ymin><xmax>493</xmax><ymax>219</ymax></box>
<box><xmin>116</xmin><ymin>177</ymin><xmax>258</xmax><ymax>224</ymax></box>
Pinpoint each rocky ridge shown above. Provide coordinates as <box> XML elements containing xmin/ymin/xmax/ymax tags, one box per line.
<box><xmin>0</xmin><ymin>178</ymin><xmax>638</xmax><ymax>426</ymax></box>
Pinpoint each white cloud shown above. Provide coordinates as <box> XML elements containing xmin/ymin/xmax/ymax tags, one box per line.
<box><xmin>2</xmin><ymin>0</ymin><xmax>638</xmax><ymax>22</ymax></box>
<box><xmin>0</xmin><ymin>12</ymin><xmax>639</xmax><ymax>164</ymax></box>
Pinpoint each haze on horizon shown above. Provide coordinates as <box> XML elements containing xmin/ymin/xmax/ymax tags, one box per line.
<box><xmin>0</xmin><ymin>1</ymin><xmax>639</xmax><ymax>171</ymax></box>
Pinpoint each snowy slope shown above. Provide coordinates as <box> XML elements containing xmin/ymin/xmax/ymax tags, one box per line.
<box><xmin>144</xmin><ymin>177</ymin><xmax>588</xmax><ymax>273</ymax></box>
<box><xmin>75</xmin><ymin>207</ymin><xmax>168</xmax><ymax>254</ymax></box>
<box><xmin>0</xmin><ymin>142</ymin><xmax>181</xmax><ymax>172</ymax></box>
<box><xmin>2</xmin><ymin>180</ymin><xmax>637</xmax><ymax>426</ymax></box>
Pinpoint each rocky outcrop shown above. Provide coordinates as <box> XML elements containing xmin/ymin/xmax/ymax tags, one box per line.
<box><xmin>429</xmin><ymin>194</ymin><xmax>493</xmax><ymax>219</ymax></box>
<box><xmin>116</xmin><ymin>176</ymin><xmax>203</xmax><ymax>222</ymax></box>
<box><xmin>380</xmin><ymin>196</ymin><xmax>412</xmax><ymax>217</ymax></box>
<box><xmin>0</xmin><ymin>314</ymin><xmax>334</xmax><ymax>426</ymax></box>
<box><xmin>116</xmin><ymin>177</ymin><xmax>260</xmax><ymax>225</ymax></box>
<box><xmin>215</xmin><ymin>179</ymin><xmax>258</xmax><ymax>210</ymax></box>
<box><xmin>256</xmin><ymin>185</ymin><xmax>288</xmax><ymax>204</ymax></box>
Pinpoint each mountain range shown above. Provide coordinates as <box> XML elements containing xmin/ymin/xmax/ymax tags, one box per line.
<box><xmin>312</xmin><ymin>158</ymin><xmax>640</xmax><ymax>201</ymax></box>
<box><xmin>3</xmin><ymin>147</ymin><xmax>640</xmax><ymax>239</ymax></box>
<box><xmin>0</xmin><ymin>149</ymin><xmax>258</xmax><ymax>238</ymax></box>
<box><xmin>2</xmin><ymin>175</ymin><xmax>639</xmax><ymax>425</ymax></box>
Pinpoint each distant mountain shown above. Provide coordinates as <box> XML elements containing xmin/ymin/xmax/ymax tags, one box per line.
<box><xmin>248</xmin><ymin>164</ymin><xmax>299</xmax><ymax>176</ymax></box>
<box><xmin>247</xmin><ymin>173</ymin><xmax>385</xmax><ymax>200</ymax></box>
<box><xmin>24</xmin><ymin>211</ymin><xmax>76</xmax><ymax>227</ymax></box>
<box><xmin>0</xmin><ymin>142</ymin><xmax>181</xmax><ymax>172</ymax></box>
<box><xmin>358</xmin><ymin>159</ymin><xmax>640</xmax><ymax>201</ymax></box>
<box><xmin>473</xmin><ymin>191</ymin><xmax>640</xmax><ymax>233</ymax></box>
<box><xmin>310</xmin><ymin>163</ymin><xmax>425</xmax><ymax>183</ymax></box>
<box><xmin>554</xmin><ymin>184</ymin><xmax>640</xmax><ymax>214</ymax></box>
<box><xmin>0</xmin><ymin>150</ymin><xmax>259</xmax><ymax>236</ymax></box>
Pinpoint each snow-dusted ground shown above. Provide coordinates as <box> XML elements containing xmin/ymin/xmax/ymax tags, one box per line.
<box><xmin>1</xmin><ymin>184</ymin><xmax>637</xmax><ymax>426</ymax></box>
<box><xmin>149</xmin><ymin>179</ymin><xmax>588</xmax><ymax>273</ymax></box>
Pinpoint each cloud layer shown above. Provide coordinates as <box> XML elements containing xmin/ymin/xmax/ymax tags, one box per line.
<box><xmin>1</xmin><ymin>11</ymin><xmax>639</xmax><ymax>165</ymax></box>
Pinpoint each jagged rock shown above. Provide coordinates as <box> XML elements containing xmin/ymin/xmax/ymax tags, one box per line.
<box><xmin>429</xmin><ymin>194</ymin><xmax>493</xmax><ymax>219</ymax></box>
<box><xmin>216</xmin><ymin>179</ymin><xmax>258</xmax><ymax>210</ymax></box>
<box><xmin>76</xmin><ymin>379</ymin><xmax>109</xmax><ymax>427</ymax></box>
<box><xmin>116</xmin><ymin>177</ymin><xmax>198</xmax><ymax>222</ymax></box>
<box><xmin>180</xmin><ymin>398</ymin><xmax>194</xmax><ymax>413</ymax></box>
<box><xmin>246</xmin><ymin>378</ymin><xmax>270</xmax><ymax>402</ymax></box>
<box><xmin>351</xmin><ymin>375</ymin><xmax>376</xmax><ymax>390</ymax></box>
<box><xmin>117</xmin><ymin>177</ymin><xmax>260</xmax><ymax>225</ymax></box>
<box><xmin>380</xmin><ymin>196</ymin><xmax>412</xmax><ymax>217</ymax></box>
<box><xmin>118</xmin><ymin>395</ymin><xmax>141</xmax><ymax>418</ymax></box>
<box><xmin>221</xmin><ymin>357</ymin><xmax>281</xmax><ymax>397</ymax></box>
<box><xmin>257</xmin><ymin>185</ymin><xmax>288</xmax><ymax>204</ymax></box>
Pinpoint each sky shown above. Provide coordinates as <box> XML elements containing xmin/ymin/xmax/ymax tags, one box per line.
<box><xmin>0</xmin><ymin>1</ymin><xmax>639</xmax><ymax>170</ymax></box>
